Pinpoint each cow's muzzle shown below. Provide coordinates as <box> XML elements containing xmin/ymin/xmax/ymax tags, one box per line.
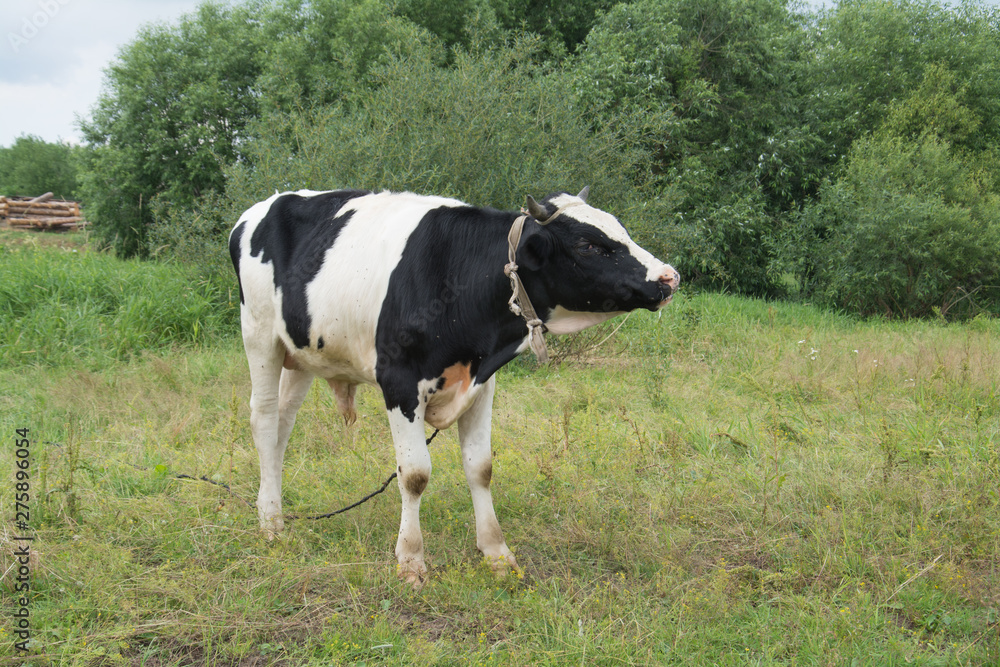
<box><xmin>656</xmin><ymin>265</ymin><xmax>681</xmax><ymax>307</ymax></box>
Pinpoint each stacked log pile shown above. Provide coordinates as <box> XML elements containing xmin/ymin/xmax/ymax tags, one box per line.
<box><xmin>0</xmin><ymin>193</ymin><xmax>89</xmax><ymax>231</ymax></box>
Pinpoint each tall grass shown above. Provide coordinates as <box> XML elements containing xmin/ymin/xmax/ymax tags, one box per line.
<box><xmin>0</xmin><ymin>246</ymin><xmax>997</xmax><ymax>665</ymax></box>
<box><xmin>0</xmin><ymin>243</ymin><xmax>237</xmax><ymax>368</ymax></box>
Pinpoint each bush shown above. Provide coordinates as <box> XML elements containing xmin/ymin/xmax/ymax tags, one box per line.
<box><xmin>666</xmin><ymin>182</ymin><xmax>785</xmax><ymax>296</ymax></box>
<box><xmin>796</xmin><ymin>133</ymin><xmax>1000</xmax><ymax>318</ymax></box>
<box><xmin>0</xmin><ymin>135</ymin><xmax>79</xmax><ymax>199</ymax></box>
<box><xmin>194</xmin><ymin>34</ymin><xmax>666</xmax><ymax>259</ymax></box>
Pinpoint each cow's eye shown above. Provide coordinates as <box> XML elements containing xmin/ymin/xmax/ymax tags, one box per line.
<box><xmin>576</xmin><ymin>241</ymin><xmax>609</xmax><ymax>257</ymax></box>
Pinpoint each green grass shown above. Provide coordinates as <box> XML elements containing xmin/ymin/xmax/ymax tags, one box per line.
<box><xmin>0</xmin><ymin>246</ymin><xmax>998</xmax><ymax>665</ymax></box>
<box><xmin>0</xmin><ymin>239</ymin><xmax>237</xmax><ymax>368</ymax></box>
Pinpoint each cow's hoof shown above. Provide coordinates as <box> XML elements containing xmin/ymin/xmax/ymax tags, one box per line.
<box><xmin>259</xmin><ymin>515</ymin><xmax>284</xmax><ymax>539</ymax></box>
<box><xmin>486</xmin><ymin>551</ymin><xmax>521</xmax><ymax>579</ymax></box>
<box><xmin>397</xmin><ymin>561</ymin><xmax>428</xmax><ymax>588</ymax></box>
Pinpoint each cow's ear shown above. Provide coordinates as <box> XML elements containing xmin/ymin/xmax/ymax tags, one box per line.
<box><xmin>518</xmin><ymin>222</ymin><xmax>553</xmax><ymax>271</ymax></box>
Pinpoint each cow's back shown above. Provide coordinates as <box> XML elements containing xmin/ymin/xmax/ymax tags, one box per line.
<box><xmin>229</xmin><ymin>189</ymin><xmax>465</xmax><ymax>383</ymax></box>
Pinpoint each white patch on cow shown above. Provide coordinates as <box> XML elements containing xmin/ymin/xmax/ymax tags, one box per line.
<box><xmin>239</xmin><ymin>190</ymin><xmax>466</xmax><ymax>384</ymax></box>
<box><xmin>544</xmin><ymin>305</ymin><xmax>625</xmax><ymax>335</ymax></box>
<box><xmin>549</xmin><ymin>193</ymin><xmax>670</xmax><ymax>283</ymax></box>
<box><xmin>386</xmin><ymin>404</ymin><xmax>432</xmax><ymax>585</ymax></box>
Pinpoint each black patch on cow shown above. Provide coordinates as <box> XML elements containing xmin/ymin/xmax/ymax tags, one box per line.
<box><xmin>403</xmin><ymin>470</ymin><xmax>429</xmax><ymax>497</ymax></box>
<box><xmin>229</xmin><ymin>220</ymin><xmax>247</xmax><ymax>305</ymax></box>
<box><xmin>376</xmin><ymin>205</ymin><xmax>530</xmax><ymax>419</ymax></box>
<box><xmin>249</xmin><ymin>190</ymin><xmax>370</xmax><ymax>348</ymax></box>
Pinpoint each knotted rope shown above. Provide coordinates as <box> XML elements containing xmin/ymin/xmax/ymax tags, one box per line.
<box><xmin>503</xmin><ymin>200</ymin><xmax>584</xmax><ymax>364</ymax></box>
<box><xmin>504</xmin><ymin>213</ymin><xmax>548</xmax><ymax>362</ymax></box>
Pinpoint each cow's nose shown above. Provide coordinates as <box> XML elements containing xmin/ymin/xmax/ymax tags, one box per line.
<box><xmin>658</xmin><ymin>266</ymin><xmax>681</xmax><ymax>295</ymax></box>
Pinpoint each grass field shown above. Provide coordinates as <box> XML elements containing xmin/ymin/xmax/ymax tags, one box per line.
<box><xmin>1</xmin><ymin>237</ymin><xmax>998</xmax><ymax>665</ymax></box>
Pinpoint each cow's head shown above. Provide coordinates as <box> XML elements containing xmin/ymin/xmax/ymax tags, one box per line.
<box><xmin>517</xmin><ymin>188</ymin><xmax>680</xmax><ymax>335</ymax></box>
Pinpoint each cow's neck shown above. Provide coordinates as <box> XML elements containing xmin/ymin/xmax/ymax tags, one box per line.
<box><xmin>468</xmin><ymin>213</ymin><xmax>556</xmax><ymax>381</ymax></box>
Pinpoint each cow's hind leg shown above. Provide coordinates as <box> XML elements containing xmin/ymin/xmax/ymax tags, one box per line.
<box><xmin>457</xmin><ymin>376</ymin><xmax>519</xmax><ymax>576</ymax></box>
<box><xmin>276</xmin><ymin>364</ymin><xmax>314</xmax><ymax>461</ymax></box>
<box><xmin>386</xmin><ymin>404</ymin><xmax>432</xmax><ymax>586</ymax></box>
<box><xmin>247</xmin><ymin>338</ymin><xmax>313</xmax><ymax>537</ymax></box>
<box><xmin>261</xmin><ymin>367</ymin><xmax>314</xmax><ymax>534</ymax></box>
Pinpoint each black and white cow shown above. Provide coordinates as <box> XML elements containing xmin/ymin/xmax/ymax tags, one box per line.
<box><xmin>229</xmin><ymin>188</ymin><xmax>679</xmax><ymax>585</ymax></box>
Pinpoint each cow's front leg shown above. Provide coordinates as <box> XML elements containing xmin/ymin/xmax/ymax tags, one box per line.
<box><xmin>457</xmin><ymin>376</ymin><xmax>519</xmax><ymax>576</ymax></box>
<box><xmin>387</xmin><ymin>404</ymin><xmax>432</xmax><ymax>586</ymax></box>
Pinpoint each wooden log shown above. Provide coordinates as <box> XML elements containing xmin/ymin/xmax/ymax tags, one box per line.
<box><xmin>29</xmin><ymin>192</ymin><xmax>54</xmax><ymax>204</ymax></box>
<box><xmin>6</xmin><ymin>204</ymin><xmax>73</xmax><ymax>214</ymax></box>
<box><xmin>7</xmin><ymin>216</ymin><xmax>85</xmax><ymax>227</ymax></box>
<box><xmin>8</xmin><ymin>207</ymin><xmax>78</xmax><ymax>217</ymax></box>
<box><xmin>8</xmin><ymin>201</ymin><xmax>77</xmax><ymax>212</ymax></box>
<box><xmin>9</xmin><ymin>212</ymin><xmax>77</xmax><ymax>220</ymax></box>
<box><xmin>9</xmin><ymin>211</ymin><xmax>77</xmax><ymax>220</ymax></box>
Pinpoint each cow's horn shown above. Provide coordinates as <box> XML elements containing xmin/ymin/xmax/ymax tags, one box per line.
<box><xmin>577</xmin><ymin>186</ymin><xmax>590</xmax><ymax>202</ymax></box>
<box><xmin>525</xmin><ymin>195</ymin><xmax>549</xmax><ymax>223</ymax></box>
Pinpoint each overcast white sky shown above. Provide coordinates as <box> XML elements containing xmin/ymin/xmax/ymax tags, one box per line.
<box><xmin>1</xmin><ymin>0</ymin><xmax>203</xmax><ymax>146</ymax></box>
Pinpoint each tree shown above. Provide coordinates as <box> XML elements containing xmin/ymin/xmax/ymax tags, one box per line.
<box><xmin>0</xmin><ymin>135</ymin><xmax>79</xmax><ymax>199</ymax></box>
<box><xmin>575</xmin><ymin>0</ymin><xmax>815</xmax><ymax>295</ymax></box>
<box><xmin>800</xmin><ymin>135</ymin><xmax>1000</xmax><ymax>318</ymax></box>
<box><xmin>256</xmin><ymin>0</ymin><xmax>446</xmax><ymax>113</ymax></box>
<box><xmin>781</xmin><ymin>0</ymin><xmax>1000</xmax><ymax>317</ymax></box>
<box><xmin>792</xmin><ymin>65</ymin><xmax>1000</xmax><ymax>318</ymax></box>
<box><xmin>488</xmin><ymin>0</ymin><xmax>617</xmax><ymax>53</ymax></box>
<box><xmin>808</xmin><ymin>0</ymin><xmax>1000</xmax><ymax>161</ymax></box>
<box><xmin>78</xmin><ymin>1</ymin><xmax>267</xmax><ymax>256</ymax></box>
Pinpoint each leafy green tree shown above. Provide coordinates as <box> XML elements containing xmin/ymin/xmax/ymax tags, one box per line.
<box><xmin>396</xmin><ymin>0</ymin><xmax>493</xmax><ymax>50</ymax></box>
<box><xmin>0</xmin><ymin>135</ymin><xmax>79</xmax><ymax>199</ymax></box>
<box><xmin>257</xmin><ymin>0</ymin><xmax>445</xmax><ymax>112</ymax></box>
<box><xmin>802</xmin><ymin>134</ymin><xmax>1000</xmax><ymax>318</ymax></box>
<box><xmin>793</xmin><ymin>66</ymin><xmax>1000</xmax><ymax>318</ymax></box>
<box><xmin>878</xmin><ymin>64</ymin><xmax>982</xmax><ymax>146</ymax></box>
<box><xmin>488</xmin><ymin>0</ymin><xmax>616</xmax><ymax>53</ymax></box>
<box><xmin>809</xmin><ymin>0</ymin><xmax>1000</xmax><ymax>159</ymax></box>
<box><xmin>79</xmin><ymin>1</ymin><xmax>267</xmax><ymax>256</ymax></box>
<box><xmin>784</xmin><ymin>0</ymin><xmax>1000</xmax><ymax>318</ymax></box>
<box><xmin>575</xmin><ymin>0</ymin><xmax>815</xmax><ymax>295</ymax></box>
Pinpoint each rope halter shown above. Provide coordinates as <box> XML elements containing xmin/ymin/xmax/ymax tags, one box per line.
<box><xmin>503</xmin><ymin>197</ymin><xmax>585</xmax><ymax>364</ymax></box>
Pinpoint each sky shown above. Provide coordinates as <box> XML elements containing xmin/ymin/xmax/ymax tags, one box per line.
<box><xmin>1</xmin><ymin>0</ymin><xmax>203</xmax><ymax>146</ymax></box>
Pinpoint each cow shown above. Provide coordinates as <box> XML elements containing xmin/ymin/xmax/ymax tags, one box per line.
<box><xmin>229</xmin><ymin>188</ymin><xmax>680</xmax><ymax>585</ymax></box>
